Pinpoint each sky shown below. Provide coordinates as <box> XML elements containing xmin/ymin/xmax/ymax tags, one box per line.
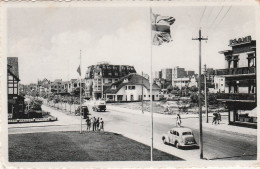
<box><xmin>7</xmin><ymin>6</ymin><xmax>256</xmax><ymax>84</ymax></box>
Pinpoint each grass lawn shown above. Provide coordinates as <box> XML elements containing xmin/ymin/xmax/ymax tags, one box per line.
<box><xmin>9</xmin><ymin>131</ymin><xmax>183</xmax><ymax>162</ymax></box>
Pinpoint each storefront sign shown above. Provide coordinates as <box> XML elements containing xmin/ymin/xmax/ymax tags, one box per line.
<box><xmin>229</xmin><ymin>36</ymin><xmax>252</xmax><ymax>46</ymax></box>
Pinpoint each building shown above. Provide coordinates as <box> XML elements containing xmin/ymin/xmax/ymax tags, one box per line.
<box><xmin>161</xmin><ymin>68</ymin><xmax>172</xmax><ymax>82</ymax></box>
<box><xmin>172</xmin><ymin>67</ymin><xmax>197</xmax><ymax>88</ymax></box>
<box><xmin>7</xmin><ymin>57</ymin><xmax>25</xmax><ymax>119</ymax></box>
<box><xmin>172</xmin><ymin>77</ymin><xmax>190</xmax><ymax>89</ymax></box>
<box><xmin>37</xmin><ymin>78</ymin><xmax>50</xmax><ymax>95</ymax></box>
<box><xmin>172</xmin><ymin>67</ymin><xmax>187</xmax><ymax>79</ymax></box>
<box><xmin>154</xmin><ymin>71</ymin><xmax>162</xmax><ymax>79</ymax></box>
<box><xmin>188</xmin><ymin>74</ymin><xmax>198</xmax><ymax>87</ymax></box>
<box><xmin>49</xmin><ymin>79</ymin><xmax>65</xmax><ymax>94</ymax></box>
<box><xmin>85</xmin><ymin>63</ymin><xmax>136</xmax><ymax>99</ymax></box>
<box><xmin>215</xmin><ymin>35</ymin><xmax>256</xmax><ymax>128</ymax></box>
<box><xmin>104</xmin><ymin>73</ymin><xmax>160</xmax><ymax>102</ymax></box>
<box><xmin>214</xmin><ymin>76</ymin><xmax>225</xmax><ymax>93</ymax></box>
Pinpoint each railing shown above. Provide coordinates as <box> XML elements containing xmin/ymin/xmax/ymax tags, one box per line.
<box><xmin>216</xmin><ymin>93</ymin><xmax>256</xmax><ymax>101</ymax></box>
<box><xmin>215</xmin><ymin>67</ymin><xmax>255</xmax><ymax>76</ymax></box>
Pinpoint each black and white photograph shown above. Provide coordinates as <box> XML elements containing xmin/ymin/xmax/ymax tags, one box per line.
<box><xmin>1</xmin><ymin>1</ymin><xmax>259</xmax><ymax>167</ymax></box>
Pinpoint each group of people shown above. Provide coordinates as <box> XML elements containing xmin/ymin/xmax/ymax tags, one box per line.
<box><xmin>212</xmin><ymin>111</ymin><xmax>221</xmax><ymax>125</ymax></box>
<box><xmin>85</xmin><ymin>116</ymin><xmax>104</xmax><ymax>131</ymax></box>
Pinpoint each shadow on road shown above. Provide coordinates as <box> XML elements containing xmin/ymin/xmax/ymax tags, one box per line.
<box><xmin>164</xmin><ymin>143</ymin><xmax>199</xmax><ymax>150</ymax></box>
<box><xmin>207</xmin><ymin>154</ymin><xmax>257</xmax><ymax>160</ymax></box>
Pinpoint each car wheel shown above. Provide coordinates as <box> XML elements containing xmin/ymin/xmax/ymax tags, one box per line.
<box><xmin>176</xmin><ymin>142</ymin><xmax>180</xmax><ymax>149</ymax></box>
<box><xmin>162</xmin><ymin>137</ymin><xmax>167</xmax><ymax>144</ymax></box>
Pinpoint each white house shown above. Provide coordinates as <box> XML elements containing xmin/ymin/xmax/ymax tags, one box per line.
<box><xmin>214</xmin><ymin>76</ymin><xmax>225</xmax><ymax>93</ymax></box>
<box><xmin>104</xmin><ymin>73</ymin><xmax>160</xmax><ymax>102</ymax></box>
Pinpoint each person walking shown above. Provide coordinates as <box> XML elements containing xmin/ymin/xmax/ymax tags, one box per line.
<box><xmin>176</xmin><ymin>114</ymin><xmax>181</xmax><ymax>127</ymax></box>
<box><xmin>92</xmin><ymin>117</ymin><xmax>96</xmax><ymax>131</ymax></box>
<box><xmin>212</xmin><ymin>112</ymin><xmax>217</xmax><ymax>125</ymax></box>
<box><xmin>96</xmin><ymin>117</ymin><xmax>100</xmax><ymax>131</ymax></box>
<box><xmin>86</xmin><ymin>117</ymin><xmax>91</xmax><ymax>131</ymax></box>
<box><xmin>217</xmin><ymin>111</ymin><xmax>221</xmax><ymax>124</ymax></box>
<box><xmin>99</xmin><ymin>118</ymin><xmax>104</xmax><ymax>131</ymax></box>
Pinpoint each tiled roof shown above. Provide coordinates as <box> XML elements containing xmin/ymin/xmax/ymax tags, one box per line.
<box><xmin>104</xmin><ymin>73</ymin><xmax>160</xmax><ymax>94</ymax></box>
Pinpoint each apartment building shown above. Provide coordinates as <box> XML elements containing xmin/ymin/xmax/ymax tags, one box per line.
<box><xmin>85</xmin><ymin>63</ymin><xmax>136</xmax><ymax>99</ymax></box>
<box><xmin>215</xmin><ymin>35</ymin><xmax>256</xmax><ymax>128</ymax></box>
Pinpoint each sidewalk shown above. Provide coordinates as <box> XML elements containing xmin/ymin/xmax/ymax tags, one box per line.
<box><xmin>106</xmin><ymin>104</ymin><xmax>257</xmax><ymax>136</ymax></box>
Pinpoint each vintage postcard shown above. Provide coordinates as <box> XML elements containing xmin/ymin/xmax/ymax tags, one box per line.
<box><xmin>0</xmin><ymin>0</ymin><xmax>259</xmax><ymax>168</ymax></box>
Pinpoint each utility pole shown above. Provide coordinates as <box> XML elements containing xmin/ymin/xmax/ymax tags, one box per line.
<box><xmin>192</xmin><ymin>28</ymin><xmax>208</xmax><ymax>159</ymax></box>
<box><xmin>142</xmin><ymin>71</ymin><xmax>144</xmax><ymax>113</ymax></box>
<box><xmin>204</xmin><ymin>64</ymin><xmax>208</xmax><ymax>123</ymax></box>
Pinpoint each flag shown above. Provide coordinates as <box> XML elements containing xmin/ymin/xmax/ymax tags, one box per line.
<box><xmin>151</xmin><ymin>13</ymin><xmax>175</xmax><ymax>46</ymax></box>
<box><xmin>77</xmin><ymin>65</ymin><xmax>81</xmax><ymax>76</ymax></box>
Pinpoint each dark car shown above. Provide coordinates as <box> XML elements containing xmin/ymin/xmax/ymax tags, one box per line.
<box><xmin>75</xmin><ymin>106</ymin><xmax>90</xmax><ymax>119</ymax></box>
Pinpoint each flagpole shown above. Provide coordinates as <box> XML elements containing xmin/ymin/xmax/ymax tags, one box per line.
<box><xmin>149</xmin><ymin>7</ymin><xmax>153</xmax><ymax>161</ymax></box>
<box><xmin>80</xmin><ymin>50</ymin><xmax>82</xmax><ymax>134</ymax></box>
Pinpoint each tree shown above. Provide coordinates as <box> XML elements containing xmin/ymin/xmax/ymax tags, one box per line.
<box><xmin>190</xmin><ymin>86</ymin><xmax>198</xmax><ymax>93</ymax></box>
<box><xmin>167</xmin><ymin>85</ymin><xmax>174</xmax><ymax>93</ymax></box>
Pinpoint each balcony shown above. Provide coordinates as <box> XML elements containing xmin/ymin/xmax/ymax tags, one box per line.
<box><xmin>216</xmin><ymin>93</ymin><xmax>256</xmax><ymax>102</ymax></box>
<box><xmin>215</xmin><ymin>67</ymin><xmax>255</xmax><ymax>76</ymax></box>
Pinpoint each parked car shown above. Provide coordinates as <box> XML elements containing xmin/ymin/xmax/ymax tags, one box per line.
<box><xmin>162</xmin><ymin>127</ymin><xmax>197</xmax><ymax>149</ymax></box>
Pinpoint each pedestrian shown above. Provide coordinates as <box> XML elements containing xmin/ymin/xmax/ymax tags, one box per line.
<box><xmin>96</xmin><ymin>117</ymin><xmax>100</xmax><ymax>131</ymax></box>
<box><xmin>99</xmin><ymin>118</ymin><xmax>104</xmax><ymax>131</ymax></box>
<box><xmin>176</xmin><ymin>114</ymin><xmax>181</xmax><ymax>127</ymax></box>
<box><xmin>86</xmin><ymin>117</ymin><xmax>91</xmax><ymax>131</ymax></box>
<box><xmin>92</xmin><ymin>117</ymin><xmax>96</xmax><ymax>131</ymax></box>
<box><xmin>212</xmin><ymin>112</ymin><xmax>217</xmax><ymax>125</ymax></box>
<box><xmin>217</xmin><ymin>111</ymin><xmax>221</xmax><ymax>124</ymax></box>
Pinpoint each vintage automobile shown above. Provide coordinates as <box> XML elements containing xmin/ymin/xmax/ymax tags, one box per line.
<box><xmin>92</xmin><ymin>99</ymin><xmax>106</xmax><ymax>112</ymax></box>
<box><xmin>162</xmin><ymin>127</ymin><xmax>197</xmax><ymax>149</ymax></box>
<box><xmin>75</xmin><ymin>106</ymin><xmax>90</xmax><ymax>119</ymax></box>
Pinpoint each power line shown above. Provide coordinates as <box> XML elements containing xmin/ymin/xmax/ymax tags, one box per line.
<box><xmin>199</xmin><ymin>6</ymin><xmax>207</xmax><ymax>26</ymax></box>
<box><xmin>213</xmin><ymin>6</ymin><xmax>232</xmax><ymax>29</ymax></box>
<box><xmin>209</xmin><ymin>6</ymin><xmax>224</xmax><ymax>30</ymax></box>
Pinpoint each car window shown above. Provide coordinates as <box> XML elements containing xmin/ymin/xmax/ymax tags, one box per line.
<box><xmin>176</xmin><ymin>132</ymin><xmax>179</xmax><ymax>136</ymax></box>
<box><xmin>182</xmin><ymin>132</ymin><xmax>192</xmax><ymax>135</ymax></box>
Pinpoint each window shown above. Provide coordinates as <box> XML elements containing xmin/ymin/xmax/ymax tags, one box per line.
<box><xmin>149</xmin><ymin>95</ymin><xmax>150</xmax><ymax>97</ymax></box>
<box><xmin>176</xmin><ymin>132</ymin><xmax>179</xmax><ymax>136</ymax></box>
<box><xmin>125</xmin><ymin>86</ymin><xmax>127</xmax><ymax>90</ymax></box>
<box><xmin>156</xmin><ymin>95</ymin><xmax>158</xmax><ymax>97</ymax></box>
<box><xmin>173</xmin><ymin>131</ymin><xmax>176</xmax><ymax>135</ymax></box>
<box><xmin>182</xmin><ymin>132</ymin><xmax>192</xmax><ymax>135</ymax></box>
<box><xmin>108</xmin><ymin>72</ymin><xmax>112</xmax><ymax>76</ymax></box>
<box><xmin>108</xmin><ymin>79</ymin><xmax>112</xmax><ymax>83</ymax></box>
<box><xmin>221</xmin><ymin>79</ymin><xmax>223</xmax><ymax>81</ymax></box>
<box><xmin>115</xmin><ymin>79</ymin><xmax>118</xmax><ymax>82</ymax></box>
<box><xmin>221</xmin><ymin>84</ymin><xmax>223</xmax><ymax>86</ymax></box>
<box><xmin>144</xmin><ymin>95</ymin><xmax>146</xmax><ymax>97</ymax></box>
<box><xmin>128</xmin><ymin>86</ymin><xmax>135</xmax><ymax>90</ymax></box>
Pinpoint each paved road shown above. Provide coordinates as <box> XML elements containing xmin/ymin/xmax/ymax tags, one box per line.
<box><xmin>9</xmin><ymin>103</ymin><xmax>257</xmax><ymax>161</ymax></box>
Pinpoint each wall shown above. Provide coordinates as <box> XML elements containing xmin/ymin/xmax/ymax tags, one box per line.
<box><xmin>238</xmin><ymin>53</ymin><xmax>248</xmax><ymax>67</ymax></box>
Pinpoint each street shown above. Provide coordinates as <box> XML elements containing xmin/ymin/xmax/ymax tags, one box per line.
<box><xmin>8</xmin><ymin>102</ymin><xmax>257</xmax><ymax>161</ymax></box>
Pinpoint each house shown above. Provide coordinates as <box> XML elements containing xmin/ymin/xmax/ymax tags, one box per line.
<box><xmin>7</xmin><ymin>57</ymin><xmax>25</xmax><ymax>119</ymax></box>
<box><xmin>104</xmin><ymin>73</ymin><xmax>160</xmax><ymax>102</ymax></box>
<box><xmin>215</xmin><ymin>35</ymin><xmax>256</xmax><ymax>128</ymax></box>
<box><xmin>37</xmin><ymin>78</ymin><xmax>50</xmax><ymax>95</ymax></box>
<box><xmin>85</xmin><ymin>63</ymin><xmax>136</xmax><ymax>99</ymax></box>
